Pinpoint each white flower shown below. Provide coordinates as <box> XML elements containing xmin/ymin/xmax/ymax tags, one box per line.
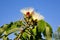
<box><xmin>20</xmin><ymin>7</ymin><xmax>44</xmax><ymax>20</ymax></box>
<box><xmin>32</xmin><ymin>12</ymin><xmax>44</xmax><ymax>20</ymax></box>
<box><xmin>20</xmin><ymin>7</ymin><xmax>34</xmax><ymax>15</ymax></box>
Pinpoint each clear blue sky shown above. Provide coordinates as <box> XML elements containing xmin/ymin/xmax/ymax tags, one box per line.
<box><xmin>0</xmin><ymin>0</ymin><xmax>60</xmax><ymax>39</ymax></box>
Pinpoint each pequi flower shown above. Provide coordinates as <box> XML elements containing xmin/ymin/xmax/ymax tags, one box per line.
<box><xmin>20</xmin><ymin>7</ymin><xmax>34</xmax><ymax>17</ymax></box>
<box><xmin>20</xmin><ymin>7</ymin><xmax>44</xmax><ymax>20</ymax></box>
<box><xmin>32</xmin><ymin>12</ymin><xmax>44</xmax><ymax>20</ymax></box>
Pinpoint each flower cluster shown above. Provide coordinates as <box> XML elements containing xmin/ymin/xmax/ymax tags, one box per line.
<box><xmin>20</xmin><ymin>7</ymin><xmax>44</xmax><ymax>21</ymax></box>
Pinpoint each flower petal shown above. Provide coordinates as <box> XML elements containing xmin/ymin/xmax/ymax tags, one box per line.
<box><xmin>32</xmin><ymin>12</ymin><xmax>44</xmax><ymax>20</ymax></box>
<box><xmin>20</xmin><ymin>7</ymin><xmax>34</xmax><ymax>15</ymax></box>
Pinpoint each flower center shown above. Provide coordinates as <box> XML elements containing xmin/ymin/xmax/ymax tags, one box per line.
<box><xmin>26</xmin><ymin>12</ymin><xmax>30</xmax><ymax>15</ymax></box>
<box><xmin>26</xmin><ymin>12</ymin><xmax>30</xmax><ymax>17</ymax></box>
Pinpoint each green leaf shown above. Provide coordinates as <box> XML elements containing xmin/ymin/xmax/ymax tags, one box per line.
<box><xmin>14</xmin><ymin>20</ymin><xmax>23</xmax><ymax>27</ymax></box>
<box><xmin>32</xmin><ymin>26</ymin><xmax>37</xmax><ymax>36</ymax></box>
<box><xmin>3</xmin><ymin>21</ymin><xmax>23</xmax><ymax>35</ymax></box>
<box><xmin>0</xmin><ymin>28</ymin><xmax>4</xmax><ymax>35</ymax></box>
<box><xmin>0</xmin><ymin>24</ymin><xmax>8</xmax><ymax>36</ymax></box>
<box><xmin>43</xmin><ymin>22</ymin><xmax>53</xmax><ymax>37</ymax></box>
<box><xmin>46</xmin><ymin>22</ymin><xmax>53</xmax><ymax>34</ymax></box>
<box><xmin>22</xmin><ymin>32</ymin><xmax>28</xmax><ymax>39</ymax></box>
<box><xmin>37</xmin><ymin>20</ymin><xmax>45</xmax><ymax>32</ymax></box>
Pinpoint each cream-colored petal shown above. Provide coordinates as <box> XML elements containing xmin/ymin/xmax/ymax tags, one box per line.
<box><xmin>20</xmin><ymin>7</ymin><xmax>34</xmax><ymax>15</ymax></box>
<box><xmin>32</xmin><ymin>12</ymin><xmax>44</xmax><ymax>20</ymax></box>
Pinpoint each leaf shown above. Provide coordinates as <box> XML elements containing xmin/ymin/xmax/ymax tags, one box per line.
<box><xmin>3</xmin><ymin>20</ymin><xmax>23</xmax><ymax>35</ymax></box>
<box><xmin>37</xmin><ymin>20</ymin><xmax>45</xmax><ymax>32</ymax></box>
<box><xmin>43</xmin><ymin>22</ymin><xmax>53</xmax><ymax>38</ymax></box>
<box><xmin>14</xmin><ymin>20</ymin><xmax>23</xmax><ymax>27</ymax></box>
<box><xmin>22</xmin><ymin>32</ymin><xmax>28</xmax><ymax>40</ymax></box>
<box><xmin>22</xmin><ymin>30</ymin><xmax>31</xmax><ymax>40</ymax></box>
<box><xmin>46</xmin><ymin>22</ymin><xmax>53</xmax><ymax>34</ymax></box>
<box><xmin>0</xmin><ymin>28</ymin><xmax>4</xmax><ymax>35</ymax></box>
<box><xmin>0</xmin><ymin>24</ymin><xmax>8</xmax><ymax>36</ymax></box>
<box><xmin>32</xmin><ymin>26</ymin><xmax>37</xmax><ymax>36</ymax></box>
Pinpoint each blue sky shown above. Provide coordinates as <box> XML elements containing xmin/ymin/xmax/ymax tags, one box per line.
<box><xmin>0</xmin><ymin>0</ymin><xmax>60</xmax><ymax>39</ymax></box>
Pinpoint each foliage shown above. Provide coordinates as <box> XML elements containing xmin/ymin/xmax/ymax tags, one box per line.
<box><xmin>0</xmin><ymin>20</ymin><xmax>53</xmax><ymax>40</ymax></box>
<box><xmin>57</xmin><ymin>26</ymin><xmax>60</xmax><ymax>32</ymax></box>
<box><xmin>53</xmin><ymin>26</ymin><xmax>60</xmax><ymax>40</ymax></box>
<box><xmin>0</xmin><ymin>8</ymin><xmax>53</xmax><ymax>40</ymax></box>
